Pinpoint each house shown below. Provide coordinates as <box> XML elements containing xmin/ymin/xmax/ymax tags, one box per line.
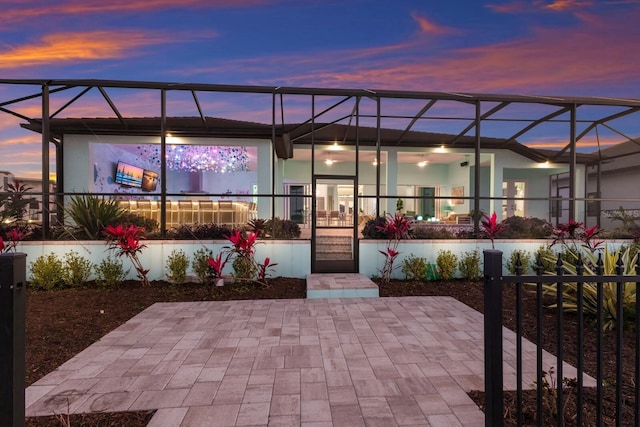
<box><xmin>3</xmin><ymin>79</ymin><xmax>640</xmax><ymax>273</ymax></box>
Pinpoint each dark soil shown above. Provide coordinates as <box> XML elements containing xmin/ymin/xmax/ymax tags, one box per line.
<box><xmin>25</xmin><ymin>278</ymin><xmax>636</xmax><ymax>426</ymax></box>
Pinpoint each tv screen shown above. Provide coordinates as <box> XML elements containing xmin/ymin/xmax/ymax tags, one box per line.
<box><xmin>114</xmin><ymin>161</ymin><xmax>143</xmax><ymax>188</ymax></box>
<box><xmin>141</xmin><ymin>170</ymin><xmax>159</xmax><ymax>192</ymax></box>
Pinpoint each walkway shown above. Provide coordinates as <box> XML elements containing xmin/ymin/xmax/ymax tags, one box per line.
<box><xmin>25</xmin><ymin>296</ymin><xmax>593</xmax><ymax>426</ymax></box>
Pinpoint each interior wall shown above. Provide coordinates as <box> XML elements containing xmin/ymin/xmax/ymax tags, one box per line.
<box><xmin>68</xmin><ymin>135</ymin><xmax>262</xmax><ymax>200</ymax></box>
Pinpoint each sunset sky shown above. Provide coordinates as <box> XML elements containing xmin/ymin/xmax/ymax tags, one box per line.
<box><xmin>1</xmin><ymin>0</ymin><xmax>639</xmax><ymax>178</ymax></box>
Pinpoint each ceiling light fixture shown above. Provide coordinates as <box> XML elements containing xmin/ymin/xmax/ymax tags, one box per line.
<box><xmin>417</xmin><ymin>155</ymin><xmax>428</xmax><ymax>168</ymax></box>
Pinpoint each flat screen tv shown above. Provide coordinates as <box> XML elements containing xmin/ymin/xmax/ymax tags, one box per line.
<box><xmin>141</xmin><ymin>170</ymin><xmax>159</xmax><ymax>192</ymax></box>
<box><xmin>114</xmin><ymin>161</ymin><xmax>143</xmax><ymax>188</ymax></box>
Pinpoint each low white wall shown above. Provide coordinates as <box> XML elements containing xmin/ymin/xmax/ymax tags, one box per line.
<box><xmin>15</xmin><ymin>239</ymin><xmax>632</xmax><ymax>282</ymax></box>
<box><xmin>16</xmin><ymin>239</ymin><xmax>311</xmax><ymax>281</ymax></box>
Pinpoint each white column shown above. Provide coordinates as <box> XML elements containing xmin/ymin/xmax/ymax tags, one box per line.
<box><xmin>257</xmin><ymin>143</ymin><xmax>272</xmax><ymax>219</ymax></box>
<box><xmin>385</xmin><ymin>148</ymin><xmax>397</xmax><ymax>215</ymax></box>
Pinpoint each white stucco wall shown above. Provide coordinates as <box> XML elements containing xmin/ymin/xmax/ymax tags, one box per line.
<box><xmin>17</xmin><ymin>239</ymin><xmax>311</xmax><ymax>280</ymax></box>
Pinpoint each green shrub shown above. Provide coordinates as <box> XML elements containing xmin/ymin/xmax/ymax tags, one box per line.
<box><xmin>61</xmin><ymin>194</ymin><xmax>126</xmax><ymax>239</ymax></box>
<box><xmin>458</xmin><ymin>250</ymin><xmax>481</xmax><ymax>281</ymax></box>
<box><xmin>118</xmin><ymin>211</ymin><xmax>159</xmax><ymax>233</ymax></box>
<box><xmin>94</xmin><ymin>256</ymin><xmax>129</xmax><ymax>288</ymax></box>
<box><xmin>232</xmin><ymin>255</ymin><xmax>257</xmax><ymax>280</ymax></box>
<box><xmin>425</xmin><ymin>263</ymin><xmax>440</xmax><ymax>281</ymax></box>
<box><xmin>412</xmin><ymin>225</ymin><xmax>456</xmax><ymax>239</ymax></box>
<box><xmin>361</xmin><ymin>216</ymin><xmax>388</xmax><ymax>239</ymax></box>
<box><xmin>265</xmin><ymin>217</ymin><xmax>301</xmax><ymax>239</ymax></box>
<box><xmin>533</xmin><ymin>244</ymin><xmax>557</xmax><ymax>273</ymax></box>
<box><xmin>168</xmin><ymin>223</ymin><xmax>232</xmax><ymax>240</ymax></box>
<box><xmin>506</xmin><ymin>249</ymin><xmax>532</xmax><ymax>275</ymax></box>
<box><xmin>192</xmin><ymin>248</ymin><xmax>214</xmax><ymax>285</ymax></box>
<box><xmin>436</xmin><ymin>249</ymin><xmax>458</xmax><ymax>280</ymax></box>
<box><xmin>30</xmin><ymin>253</ymin><xmax>64</xmax><ymax>290</ymax></box>
<box><xmin>401</xmin><ymin>253</ymin><xmax>428</xmax><ymax>280</ymax></box>
<box><xmin>166</xmin><ymin>249</ymin><xmax>190</xmax><ymax>284</ymax></box>
<box><xmin>500</xmin><ymin>216</ymin><xmax>553</xmax><ymax>239</ymax></box>
<box><xmin>61</xmin><ymin>251</ymin><xmax>93</xmax><ymax>287</ymax></box>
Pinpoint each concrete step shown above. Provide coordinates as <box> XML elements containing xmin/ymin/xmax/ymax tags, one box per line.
<box><xmin>316</xmin><ymin>243</ymin><xmax>352</xmax><ymax>252</ymax></box>
<box><xmin>316</xmin><ymin>236</ymin><xmax>352</xmax><ymax>245</ymax></box>
<box><xmin>316</xmin><ymin>252</ymin><xmax>353</xmax><ymax>261</ymax></box>
<box><xmin>306</xmin><ymin>273</ymin><xmax>379</xmax><ymax>299</ymax></box>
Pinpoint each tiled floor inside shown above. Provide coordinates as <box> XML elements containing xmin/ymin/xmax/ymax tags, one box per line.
<box><xmin>26</xmin><ymin>296</ymin><xmax>593</xmax><ymax>426</ymax></box>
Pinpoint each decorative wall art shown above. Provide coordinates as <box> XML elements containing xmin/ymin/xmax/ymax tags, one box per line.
<box><xmin>451</xmin><ymin>186</ymin><xmax>464</xmax><ymax>205</ymax></box>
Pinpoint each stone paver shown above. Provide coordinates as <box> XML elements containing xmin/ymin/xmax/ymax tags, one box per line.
<box><xmin>26</xmin><ymin>296</ymin><xmax>594</xmax><ymax>426</ymax></box>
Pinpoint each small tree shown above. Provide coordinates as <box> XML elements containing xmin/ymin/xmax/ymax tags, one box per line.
<box><xmin>481</xmin><ymin>212</ymin><xmax>505</xmax><ymax>249</ymax></box>
<box><xmin>376</xmin><ymin>214</ymin><xmax>411</xmax><ymax>282</ymax></box>
<box><xmin>103</xmin><ymin>224</ymin><xmax>150</xmax><ymax>287</ymax></box>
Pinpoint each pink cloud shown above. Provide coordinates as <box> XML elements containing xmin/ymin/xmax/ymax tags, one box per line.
<box><xmin>251</xmin><ymin>5</ymin><xmax>640</xmax><ymax>94</ymax></box>
<box><xmin>0</xmin><ymin>30</ymin><xmax>183</xmax><ymax>69</ymax></box>
<box><xmin>486</xmin><ymin>0</ymin><xmax>594</xmax><ymax>14</ymax></box>
<box><xmin>410</xmin><ymin>12</ymin><xmax>457</xmax><ymax>35</ymax></box>
<box><xmin>543</xmin><ymin>0</ymin><xmax>594</xmax><ymax>12</ymax></box>
<box><xmin>3</xmin><ymin>0</ymin><xmax>272</xmax><ymax>24</ymax></box>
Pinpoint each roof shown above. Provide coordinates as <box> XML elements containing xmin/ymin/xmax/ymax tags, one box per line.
<box><xmin>20</xmin><ymin>116</ymin><xmax>579</xmax><ymax>163</ymax></box>
<box><xmin>6</xmin><ymin>78</ymin><xmax>633</xmax><ymax>165</ymax></box>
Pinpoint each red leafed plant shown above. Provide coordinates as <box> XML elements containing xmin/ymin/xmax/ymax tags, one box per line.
<box><xmin>257</xmin><ymin>257</ymin><xmax>278</xmax><ymax>282</ymax></box>
<box><xmin>552</xmin><ymin>219</ymin><xmax>604</xmax><ymax>254</ymax></box>
<box><xmin>376</xmin><ymin>213</ymin><xmax>411</xmax><ymax>282</ymax></box>
<box><xmin>0</xmin><ymin>227</ymin><xmax>27</xmax><ymax>253</ymax></box>
<box><xmin>481</xmin><ymin>212</ymin><xmax>505</xmax><ymax>249</ymax></box>
<box><xmin>206</xmin><ymin>252</ymin><xmax>228</xmax><ymax>280</ymax></box>
<box><xmin>226</xmin><ymin>229</ymin><xmax>258</xmax><ymax>258</ymax></box>
<box><xmin>225</xmin><ymin>229</ymin><xmax>260</xmax><ymax>280</ymax></box>
<box><xmin>103</xmin><ymin>224</ymin><xmax>150</xmax><ymax>287</ymax></box>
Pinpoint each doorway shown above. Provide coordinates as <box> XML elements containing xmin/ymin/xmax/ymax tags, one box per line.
<box><xmin>312</xmin><ymin>175</ymin><xmax>358</xmax><ymax>273</ymax></box>
<box><xmin>288</xmin><ymin>185</ymin><xmax>306</xmax><ymax>224</ymax></box>
<box><xmin>502</xmin><ymin>180</ymin><xmax>526</xmax><ymax>218</ymax></box>
<box><xmin>419</xmin><ymin>187</ymin><xmax>436</xmax><ymax>218</ymax></box>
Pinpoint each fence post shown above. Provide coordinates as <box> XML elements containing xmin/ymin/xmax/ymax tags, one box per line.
<box><xmin>483</xmin><ymin>249</ymin><xmax>503</xmax><ymax>427</ymax></box>
<box><xmin>0</xmin><ymin>253</ymin><xmax>27</xmax><ymax>427</ymax></box>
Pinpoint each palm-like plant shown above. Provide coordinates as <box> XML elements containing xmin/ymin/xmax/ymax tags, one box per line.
<box><xmin>541</xmin><ymin>243</ymin><xmax>637</xmax><ymax>331</ymax></box>
<box><xmin>62</xmin><ymin>195</ymin><xmax>126</xmax><ymax>239</ymax></box>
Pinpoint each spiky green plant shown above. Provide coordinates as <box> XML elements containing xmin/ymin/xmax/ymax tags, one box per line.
<box><xmin>540</xmin><ymin>245</ymin><xmax>637</xmax><ymax>331</ymax></box>
<box><xmin>61</xmin><ymin>194</ymin><xmax>126</xmax><ymax>239</ymax></box>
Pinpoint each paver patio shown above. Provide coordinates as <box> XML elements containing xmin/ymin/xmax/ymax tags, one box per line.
<box><xmin>25</xmin><ymin>295</ymin><xmax>594</xmax><ymax>426</ymax></box>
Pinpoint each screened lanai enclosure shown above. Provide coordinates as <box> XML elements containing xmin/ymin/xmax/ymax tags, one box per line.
<box><xmin>2</xmin><ymin>79</ymin><xmax>640</xmax><ymax>272</ymax></box>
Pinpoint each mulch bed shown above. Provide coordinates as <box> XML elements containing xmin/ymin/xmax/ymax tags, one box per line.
<box><xmin>24</xmin><ymin>278</ymin><xmax>637</xmax><ymax>426</ymax></box>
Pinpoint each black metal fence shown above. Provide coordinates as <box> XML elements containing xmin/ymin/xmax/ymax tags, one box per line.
<box><xmin>483</xmin><ymin>249</ymin><xmax>640</xmax><ymax>427</ymax></box>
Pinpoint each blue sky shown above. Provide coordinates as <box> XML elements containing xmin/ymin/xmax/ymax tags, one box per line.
<box><xmin>1</xmin><ymin>0</ymin><xmax>639</xmax><ymax>178</ymax></box>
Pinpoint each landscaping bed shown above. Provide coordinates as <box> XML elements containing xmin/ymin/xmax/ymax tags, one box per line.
<box><xmin>25</xmin><ymin>278</ymin><xmax>636</xmax><ymax>426</ymax></box>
